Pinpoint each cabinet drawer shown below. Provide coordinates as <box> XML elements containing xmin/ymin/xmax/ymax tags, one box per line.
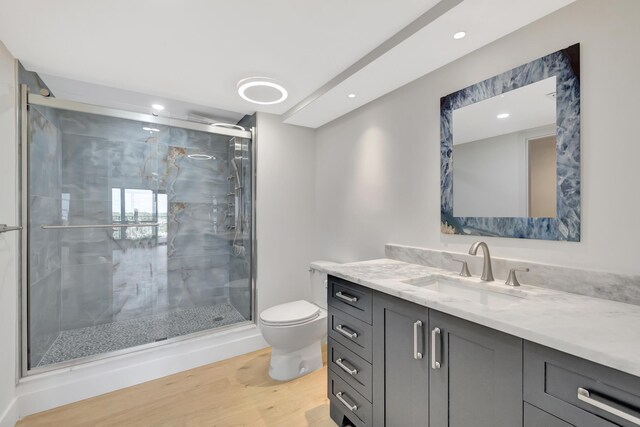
<box><xmin>328</xmin><ymin>309</ymin><xmax>372</xmax><ymax>362</ymax></box>
<box><xmin>525</xmin><ymin>403</ymin><xmax>574</xmax><ymax>427</ymax></box>
<box><xmin>328</xmin><ymin>339</ymin><xmax>372</xmax><ymax>401</ymax></box>
<box><xmin>524</xmin><ymin>342</ymin><xmax>640</xmax><ymax>427</ymax></box>
<box><xmin>328</xmin><ymin>276</ymin><xmax>372</xmax><ymax>324</ymax></box>
<box><xmin>329</xmin><ymin>370</ymin><xmax>372</xmax><ymax>427</ymax></box>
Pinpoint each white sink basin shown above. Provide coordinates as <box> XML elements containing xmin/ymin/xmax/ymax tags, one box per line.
<box><xmin>403</xmin><ymin>276</ymin><xmax>525</xmax><ymax>308</ymax></box>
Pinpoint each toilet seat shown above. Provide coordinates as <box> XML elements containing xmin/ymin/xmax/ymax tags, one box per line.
<box><xmin>260</xmin><ymin>300</ymin><xmax>321</xmax><ymax>327</ymax></box>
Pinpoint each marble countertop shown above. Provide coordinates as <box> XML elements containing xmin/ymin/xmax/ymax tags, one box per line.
<box><xmin>315</xmin><ymin>258</ymin><xmax>640</xmax><ymax>378</ymax></box>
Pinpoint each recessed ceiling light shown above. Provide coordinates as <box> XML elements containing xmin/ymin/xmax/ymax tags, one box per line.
<box><xmin>188</xmin><ymin>154</ymin><xmax>215</xmax><ymax>160</ymax></box>
<box><xmin>143</xmin><ymin>127</ymin><xmax>160</xmax><ymax>132</ymax></box>
<box><xmin>497</xmin><ymin>113</ymin><xmax>510</xmax><ymax>119</ymax></box>
<box><xmin>237</xmin><ymin>77</ymin><xmax>288</xmax><ymax>105</ymax></box>
<box><xmin>453</xmin><ymin>31</ymin><xmax>467</xmax><ymax>40</ymax></box>
<box><xmin>348</xmin><ymin>93</ymin><xmax>357</xmax><ymax>99</ymax></box>
<box><xmin>151</xmin><ymin>104</ymin><xmax>165</xmax><ymax>111</ymax></box>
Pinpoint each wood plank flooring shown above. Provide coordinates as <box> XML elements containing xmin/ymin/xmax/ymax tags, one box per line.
<box><xmin>17</xmin><ymin>347</ymin><xmax>336</xmax><ymax>427</ymax></box>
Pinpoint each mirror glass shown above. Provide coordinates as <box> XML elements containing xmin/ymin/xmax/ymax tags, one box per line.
<box><xmin>452</xmin><ymin>76</ymin><xmax>557</xmax><ymax>218</ymax></box>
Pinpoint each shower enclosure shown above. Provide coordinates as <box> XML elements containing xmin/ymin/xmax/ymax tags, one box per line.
<box><xmin>21</xmin><ymin>86</ymin><xmax>255</xmax><ymax>373</ymax></box>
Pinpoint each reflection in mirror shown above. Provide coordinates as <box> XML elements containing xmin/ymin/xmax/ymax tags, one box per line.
<box><xmin>452</xmin><ymin>76</ymin><xmax>557</xmax><ymax>218</ymax></box>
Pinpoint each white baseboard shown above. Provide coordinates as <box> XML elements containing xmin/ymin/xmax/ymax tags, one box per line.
<box><xmin>16</xmin><ymin>324</ymin><xmax>268</xmax><ymax>421</ymax></box>
<box><xmin>0</xmin><ymin>397</ymin><xmax>18</xmax><ymax>427</ymax></box>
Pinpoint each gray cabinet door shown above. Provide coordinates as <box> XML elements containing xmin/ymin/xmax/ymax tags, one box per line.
<box><xmin>429</xmin><ymin>310</ymin><xmax>523</xmax><ymax>427</ymax></box>
<box><xmin>524</xmin><ymin>403</ymin><xmax>575</xmax><ymax>427</ymax></box>
<box><xmin>372</xmin><ymin>293</ymin><xmax>430</xmax><ymax>427</ymax></box>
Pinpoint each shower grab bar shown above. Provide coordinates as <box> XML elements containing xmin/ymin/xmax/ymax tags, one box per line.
<box><xmin>0</xmin><ymin>224</ymin><xmax>22</xmax><ymax>233</ymax></box>
<box><xmin>41</xmin><ymin>223</ymin><xmax>160</xmax><ymax>230</ymax></box>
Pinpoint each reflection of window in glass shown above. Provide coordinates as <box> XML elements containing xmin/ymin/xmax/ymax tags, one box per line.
<box><xmin>61</xmin><ymin>193</ymin><xmax>70</xmax><ymax>223</ymax></box>
<box><xmin>111</xmin><ymin>188</ymin><xmax>164</xmax><ymax>241</ymax></box>
<box><xmin>157</xmin><ymin>193</ymin><xmax>168</xmax><ymax>242</ymax></box>
<box><xmin>112</xmin><ymin>188</ymin><xmax>122</xmax><ymax>239</ymax></box>
<box><xmin>124</xmin><ymin>189</ymin><xmax>154</xmax><ymax>240</ymax></box>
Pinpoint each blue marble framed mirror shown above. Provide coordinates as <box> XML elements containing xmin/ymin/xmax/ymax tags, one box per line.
<box><xmin>440</xmin><ymin>44</ymin><xmax>580</xmax><ymax>241</ymax></box>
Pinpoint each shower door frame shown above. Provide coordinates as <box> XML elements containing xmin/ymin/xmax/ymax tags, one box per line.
<box><xmin>19</xmin><ymin>84</ymin><xmax>258</xmax><ymax>377</ymax></box>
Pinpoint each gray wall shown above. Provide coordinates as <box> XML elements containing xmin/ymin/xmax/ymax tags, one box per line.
<box><xmin>256</xmin><ymin>113</ymin><xmax>316</xmax><ymax>314</ymax></box>
<box><xmin>314</xmin><ymin>0</ymin><xmax>640</xmax><ymax>275</ymax></box>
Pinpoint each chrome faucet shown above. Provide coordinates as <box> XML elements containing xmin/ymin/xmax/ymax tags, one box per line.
<box><xmin>468</xmin><ymin>241</ymin><xmax>494</xmax><ymax>282</ymax></box>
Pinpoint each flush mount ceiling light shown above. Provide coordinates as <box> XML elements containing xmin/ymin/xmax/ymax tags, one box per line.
<box><xmin>143</xmin><ymin>127</ymin><xmax>160</xmax><ymax>132</ymax></box>
<box><xmin>237</xmin><ymin>77</ymin><xmax>288</xmax><ymax>105</ymax></box>
<box><xmin>453</xmin><ymin>31</ymin><xmax>467</xmax><ymax>40</ymax></box>
<box><xmin>497</xmin><ymin>113</ymin><xmax>510</xmax><ymax>119</ymax></box>
<box><xmin>188</xmin><ymin>154</ymin><xmax>215</xmax><ymax>160</ymax></box>
<box><xmin>348</xmin><ymin>93</ymin><xmax>357</xmax><ymax>99</ymax></box>
<box><xmin>151</xmin><ymin>104</ymin><xmax>165</xmax><ymax>111</ymax></box>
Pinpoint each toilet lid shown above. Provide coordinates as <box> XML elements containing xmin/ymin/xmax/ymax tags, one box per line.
<box><xmin>260</xmin><ymin>300</ymin><xmax>321</xmax><ymax>326</ymax></box>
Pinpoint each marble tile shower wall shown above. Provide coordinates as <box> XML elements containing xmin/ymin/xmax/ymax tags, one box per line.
<box><xmin>29</xmin><ymin>105</ymin><xmax>63</xmax><ymax>367</ymax></box>
<box><xmin>43</xmin><ymin>110</ymin><xmax>236</xmax><ymax>332</ymax></box>
<box><xmin>162</xmin><ymin>128</ymin><xmax>233</xmax><ymax>313</ymax></box>
<box><xmin>228</xmin><ymin>114</ymin><xmax>254</xmax><ymax>320</ymax></box>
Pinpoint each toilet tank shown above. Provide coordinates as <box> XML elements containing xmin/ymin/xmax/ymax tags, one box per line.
<box><xmin>309</xmin><ymin>261</ymin><xmax>339</xmax><ymax>310</ymax></box>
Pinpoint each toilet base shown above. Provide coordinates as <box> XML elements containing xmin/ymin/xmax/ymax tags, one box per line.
<box><xmin>268</xmin><ymin>340</ymin><xmax>323</xmax><ymax>381</ymax></box>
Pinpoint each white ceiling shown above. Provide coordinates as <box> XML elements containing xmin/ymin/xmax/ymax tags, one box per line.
<box><xmin>453</xmin><ymin>76</ymin><xmax>557</xmax><ymax>145</ymax></box>
<box><xmin>0</xmin><ymin>0</ymin><xmax>437</xmax><ymax>115</ymax></box>
<box><xmin>283</xmin><ymin>0</ymin><xmax>574</xmax><ymax>127</ymax></box>
<box><xmin>0</xmin><ymin>0</ymin><xmax>574</xmax><ymax>128</ymax></box>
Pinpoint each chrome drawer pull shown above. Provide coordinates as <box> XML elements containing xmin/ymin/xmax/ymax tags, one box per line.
<box><xmin>336</xmin><ymin>391</ymin><xmax>358</xmax><ymax>412</ymax></box>
<box><xmin>431</xmin><ymin>327</ymin><xmax>441</xmax><ymax>369</ymax></box>
<box><xmin>335</xmin><ymin>358</ymin><xmax>358</xmax><ymax>375</ymax></box>
<box><xmin>335</xmin><ymin>291</ymin><xmax>358</xmax><ymax>303</ymax></box>
<box><xmin>577</xmin><ymin>387</ymin><xmax>640</xmax><ymax>425</ymax></box>
<box><xmin>413</xmin><ymin>320</ymin><xmax>423</xmax><ymax>360</ymax></box>
<box><xmin>335</xmin><ymin>324</ymin><xmax>358</xmax><ymax>340</ymax></box>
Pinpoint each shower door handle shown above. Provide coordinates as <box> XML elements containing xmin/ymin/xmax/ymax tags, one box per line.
<box><xmin>41</xmin><ymin>223</ymin><xmax>160</xmax><ymax>229</ymax></box>
<box><xmin>0</xmin><ymin>224</ymin><xmax>22</xmax><ymax>233</ymax></box>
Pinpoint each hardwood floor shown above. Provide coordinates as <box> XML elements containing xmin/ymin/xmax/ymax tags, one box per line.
<box><xmin>17</xmin><ymin>347</ymin><xmax>336</xmax><ymax>427</ymax></box>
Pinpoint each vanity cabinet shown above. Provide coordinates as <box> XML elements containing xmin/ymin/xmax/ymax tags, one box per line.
<box><xmin>524</xmin><ymin>403</ymin><xmax>574</xmax><ymax>427</ymax></box>
<box><xmin>524</xmin><ymin>342</ymin><xmax>640</xmax><ymax>427</ymax></box>
<box><xmin>328</xmin><ymin>276</ymin><xmax>523</xmax><ymax>427</ymax></box>
<box><xmin>327</xmin><ymin>277</ymin><xmax>374</xmax><ymax>427</ymax></box>
<box><xmin>372</xmin><ymin>293</ymin><xmax>430</xmax><ymax>427</ymax></box>
<box><xmin>429</xmin><ymin>310</ymin><xmax>523</xmax><ymax>427</ymax></box>
<box><xmin>327</xmin><ymin>275</ymin><xmax>640</xmax><ymax>427</ymax></box>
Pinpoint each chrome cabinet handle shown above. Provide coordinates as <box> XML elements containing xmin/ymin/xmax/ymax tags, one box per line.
<box><xmin>577</xmin><ymin>387</ymin><xmax>640</xmax><ymax>425</ymax></box>
<box><xmin>431</xmin><ymin>327</ymin><xmax>441</xmax><ymax>369</ymax></box>
<box><xmin>335</xmin><ymin>291</ymin><xmax>358</xmax><ymax>303</ymax></box>
<box><xmin>336</xmin><ymin>391</ymin><xmax>358</xmax><ymax>412</ymax></box>
<box><xmin>413</xmin><ymin>320</ymin><xmax>423</xmax><ymax>360</ymax></box>
<box><xmin>335</xmin><ymin>358</ymin><xmax>358</xmax><ymax>375</ymax></box>
<box><xmin>335</xmin><ymin>324</ymin><xmax>358</xmax><ymax>340</ymax></box>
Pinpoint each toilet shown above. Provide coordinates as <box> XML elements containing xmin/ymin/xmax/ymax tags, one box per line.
<box><xmin>259</xmin><ymin>262</ymin><xmax>336</xmax><ymax>381</ymax></box>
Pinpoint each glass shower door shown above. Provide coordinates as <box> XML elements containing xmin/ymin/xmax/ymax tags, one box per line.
<box><xmin>25</xmin><ymin>98</ymin><xmax>253</xmax><ymax>371</ymax></box>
